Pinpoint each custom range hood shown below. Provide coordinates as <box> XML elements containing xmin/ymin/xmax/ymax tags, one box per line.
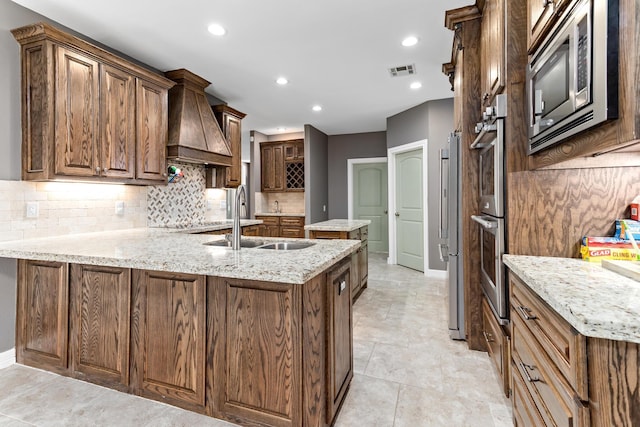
<box><xmin>165</xmin><ymin>69</ymin><xmax>232</xmax><ymax>166</ymax></box>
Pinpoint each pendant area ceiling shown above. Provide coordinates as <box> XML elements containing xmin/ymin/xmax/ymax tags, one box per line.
<box><xmin>10</xmin><ymin>0</ymin><xmax>471</xmax><ymax>137</ymax></box>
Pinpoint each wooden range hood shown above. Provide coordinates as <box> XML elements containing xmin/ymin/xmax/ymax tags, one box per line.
<box><xmin>165</xmin><ymin>69</ymin><xmax>232</xmax><ymax>166</ymax></box>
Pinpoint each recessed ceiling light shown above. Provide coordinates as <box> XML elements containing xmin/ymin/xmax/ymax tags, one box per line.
<box><xmin>207</xmin><ymin>23</ymin><xmax>226</xmax><ymax>36</ymax></box>
<box><xmin>276</xmin><ymin>127</ymin><xmax>287</xmax><ymax>131</ymax></box>
<box><xmin>402</xmin><ymin>36</ymin><xmax>419</xmax><ymax>47</ymax></box>
<box><xmin>312</xmin><ymin>105</ymin><xmax>322</xmax><ymax>112</ymax></box>
<box><xmin>410</xmin><ymin>81</ymin><xmax>422</xmax><ymax>90</ymax></box>
<box><xmin>276</xmin><ymin>77</ymin><xmax>288</xmax><ymax>85</ymax></box>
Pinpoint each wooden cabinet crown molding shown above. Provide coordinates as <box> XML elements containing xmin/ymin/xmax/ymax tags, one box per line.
<box><xmin>444</xmin><ymin>5</ymin><xmax>482</xmax><ymax>30</ymax></box>
<box><xmin>11</xmin><ymin>22</ymin><xmax>174</xmax><ymax>88</ymax></box>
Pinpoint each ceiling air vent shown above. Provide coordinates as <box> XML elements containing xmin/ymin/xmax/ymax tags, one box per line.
<box><xmin>389</xmin><ymin>64</ymin><xmax>416</xmax><ymax>77</ymax></box>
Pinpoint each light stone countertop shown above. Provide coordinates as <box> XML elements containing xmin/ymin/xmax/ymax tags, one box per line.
<box><xmin>254</xmin><ymin>212</ymin><xmax>305</xmax><ymax>217</ymax></box>
<box><xmin>0</xmin><ymin>228</ymin><xmax>359</xmax><ymax>285</ymax></box>
<box><xmin>503</xmin><ymin>254</ymin><xmax>640</xmax><ymax>344</ymax></box>
<box><xmin>304</xmin><ymin>219</ymin><xmax>371</xmax><ymax>232</ymax></box>
<box><xmin>167</xmin><ymin>219</ymin><xmax>263</xmax><ymax>234</ymax></box>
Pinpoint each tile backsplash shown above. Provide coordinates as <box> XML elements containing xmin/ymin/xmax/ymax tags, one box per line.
<box><xmin>147</xmin><ymin>162</ymin><xmax>227</xmax><ymax>227</ymax></box>
<box><xmin>0</xmin><ymin>180</ymin><xmax>147</xmax><ymax>242</ymax></box>
<box><xmin>256</xmin><ymin>192</ymin><xmax>305</xmax><ymax>214</ymax></box>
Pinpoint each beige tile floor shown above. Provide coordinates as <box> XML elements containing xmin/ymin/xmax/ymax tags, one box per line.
<box><xmin>0</xmin><ymin>253</ymin><xmax>512</xmax><ymax>427</ymax></box>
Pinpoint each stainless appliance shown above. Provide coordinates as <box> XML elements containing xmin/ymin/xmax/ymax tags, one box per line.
<box><xmin>472</xmin><ymin>94</ymin><xmax>506</xmax><ymax>217</ymax></box>
<box><xmin>471</xmin><ymin>214</ymin><xmax>507</xmax><ymax>323</ymax></box>
<box><xmin>527</xmin><ymin>0</ymin><xmax>619</xmax><ymax>154</ymax></box>
<box><xmin>439</xmin><ymin>132</ymin><xmax>465</xmax><ymax>340</ymax></box>
<box><xmin>471</xmin><ymin>94</ymin><xmax>508</xmax><ymax>324</ymax></box>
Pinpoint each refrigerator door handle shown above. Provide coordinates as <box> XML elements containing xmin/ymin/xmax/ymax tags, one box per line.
<box><xmin>438</xmin><ymin>243</ymin><xmax>449</xmax><ymax>263</ymax></box>
<box><xmin>439</xmin><ymin>148</ymin><xmax>449</xmax><ymax>239</ymax></box>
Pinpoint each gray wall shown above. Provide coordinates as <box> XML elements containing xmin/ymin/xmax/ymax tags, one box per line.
<box><xmin>327</xmin><ymin>132</ymin><xmax>387</xmax><ymax>219</ymax></box>
<box><xmin>0</xmin><ymin>1</ymin><xmax>53</xmax><ymax>352</ymax></box>
<box><xmin>304</xmin><ymin>125</ymin><xmax>329</xmax><ymax>225</ymax></box>
<box><xmin>386</xmin><ymin>98</ymin><xmax>454</xmax><ymax>272</ymax></box>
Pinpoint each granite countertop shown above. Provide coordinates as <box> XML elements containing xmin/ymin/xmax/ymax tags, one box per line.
<box><xmin>168</xmin><ymin>219</ymin><xmax>263</xmax><ymax>234</ymax></box>
<box><xmin>503</xmin><ymin>254</ymin><xmax>640</xmax><ymax>344</ymax></box>
<box><xmin>254</xmin><ymin>212</ymin><xmax>305</xmax><ymax>217</ymax></box>
<box><xmin>304</xmin><ymin>219</ymin><xmax>371</xmax><ymax>232</ymax></box>
<box><xmin>0</xmin><ymin>228</ymin><xmax>359</xmax><ymax>285</ymax></box>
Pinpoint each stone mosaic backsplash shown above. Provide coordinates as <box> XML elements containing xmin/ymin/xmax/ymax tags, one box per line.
<box><xmin>147</xmin><ymin>162</ymin><xmax>227</xmax><ymax>227</ymax></box>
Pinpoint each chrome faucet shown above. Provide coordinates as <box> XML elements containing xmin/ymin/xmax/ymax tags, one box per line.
<box><xmin>274</xmin><ymin>200</ymin><xmax>279</xmax><ymax>213</ymax></box>
<box><xmin>232</xmin><ymin>185</ymin><xmax>246</xmax><ymax>250</ymax></box>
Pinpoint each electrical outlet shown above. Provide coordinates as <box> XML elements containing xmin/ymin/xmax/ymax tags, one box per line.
<box><xmin>115</xmin><ymin>201</ymin><xmax>125</xmax><ymax>216</ymax></box>
<box><xmin>26</xmin><ymin>202</ymin><xmax>39</xmax><ymax>218</ymax></box>
<box><xmin>323</xmin><ymin>204</ymin><xmax>326</xmax><ymax>212</ymax></box>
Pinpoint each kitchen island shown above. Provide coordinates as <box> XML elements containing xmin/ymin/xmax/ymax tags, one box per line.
<box><xmin>305</xmin><ymin>220</ymin><xmax>370</xmax><ymax>302</ymax></box>
<box><xmin>0</xmin><ymin>229</ymin><xmax>359</xmax><ymax>427</ymax></box>
<box><xmin>503</xmin><ymin>255</ymin><xmax>640</xmax><ymax>426</ymax></box>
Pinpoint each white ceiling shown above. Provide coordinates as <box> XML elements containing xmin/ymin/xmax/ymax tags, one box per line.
<box><xmin>11</xmin><ymin>0</ymin><xmax>470</xmax><ymax>137</ymax></box>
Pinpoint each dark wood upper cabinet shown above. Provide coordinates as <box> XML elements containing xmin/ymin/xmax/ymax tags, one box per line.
<box><xmin>11</xmin><ymin>22</ymin><xmax>174</xmax><ymax>185</ymax></box>
<box><xmin>261</xmin><ymin>139</ymin><xmax>304</xmax><ymax>192</ymax></box>
<box><xmin>527</xmin><ymin>0</ymin><xmax>571</xmax><ymax>53</ymax></box>
<box><xmin>480</xmin><ymin>0</ymin><xmax>506</xmax><ymax>106</ymax></box>
<box><xmin>212</xmin><ymin>105</ymin><xmax>246</xmax><ymax>188</ymax></box>
<box><xmin>260</xmin><ymin>142</ymin><xmax>285</xmax><ymax>192</ymax></box>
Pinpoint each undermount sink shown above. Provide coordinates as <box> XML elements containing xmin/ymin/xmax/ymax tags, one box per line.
<box><xmin>257</xmin><ymin>242</ymin><xmax>315</xmax><ymax>250</ymax></box>
<box><xmin>204</xmin><ymin>239</ymin><xmax>266</xmax><ymax>248</ymax></box>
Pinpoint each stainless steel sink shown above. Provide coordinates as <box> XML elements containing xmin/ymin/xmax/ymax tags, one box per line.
<box><xmin>257</xmin><ymin>242</ymin><xmax>315</xmax><ymax>250</ymax></box>
<box><xmin>204</xmin><ymin>239</ymin><xmax>266</xmax><ymax>248</ymax></box>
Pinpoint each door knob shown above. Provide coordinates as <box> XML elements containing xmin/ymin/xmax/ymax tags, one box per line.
<box><xmin>384</xmin><ymin>210</ymin><xmax>388</xmax><ymax>214</ymax></box>
<box><xmin>395</xmin><ymin>212</ymin><xmax>400</xmax><ymax>217</ymax></box>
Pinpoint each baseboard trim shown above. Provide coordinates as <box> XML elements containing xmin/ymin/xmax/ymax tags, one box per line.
<box><xmin>0</xmin><ymin>348</ymin><xmax>16</xmax><ymax>369</ymax></box>
<box><xmin>425</xmin><ymin>269</ymin><xmax>447</xmax><ymax>280</ymax></box>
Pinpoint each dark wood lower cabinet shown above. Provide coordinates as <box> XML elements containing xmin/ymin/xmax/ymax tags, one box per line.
<box><xmin>15</xmin><ymin>257</ymin><xmax>355</xmax><ymax>427</ymax></box>
<box><xmin>130</xmin><ymin>270</ymin><xmax>206</xmax><ymax>411</ymax></box>
<box><xmin>69</xmin><ymin>264</ymin><xmax>131</xmax><ymax>390</ymax></box>
<box><xmin>326</xmin><ymin>259</ymin><xmax>353</xmax><ymax>422</ymax></box>
<box><xmin>209</xmin><ymin>277</ymin><xmax>301</xmax><ymax>427</ymax></box>
<box><xmin>16</xmin><ymin>259</ymin><xmax>69</xmax><ymax>374</ymax></box>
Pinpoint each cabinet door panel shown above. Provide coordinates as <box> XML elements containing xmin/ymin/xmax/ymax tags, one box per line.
<box><xmin>136</xmin><ymin>79</ymin><xmax>168</xmax><ymax>182</ymax></box>
<box><xmin>69</xmin><ymin>264</ymin><xmax>131</xmax><ymax>388</ymax></box>
<box><xmin>55</xmin><ymin>46</ymin><xmax>99</xmax><ymax>176</ymax></box>
<box><xmin>100</xmin><ymin>64</ymin><xmax>135</xmax><ymax>179</ymax></box>
<box><xmin>224</xmin><ymin>114</ymin><xmax>242</xmax><ymax>187</ymax></box>
<box><xmin>210</xmin><ymin>278</ymin><xmax>301</xmax><ymax>427</ymax></box>
<box><xmin>17</xmin><ymin>260</ymin><xmax>69</xmax><ymax>373</ymax></box>
<box><xmin>132</xmin><ymin>270</ymin><xmax>205</xmax><ymax>409</ymax></box>
<box><xmin>327</xmin><ymin>260</ymin><xmax>353</xmax><ymax>421</ymax></box>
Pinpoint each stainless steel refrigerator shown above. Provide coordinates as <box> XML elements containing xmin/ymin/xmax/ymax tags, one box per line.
<box><xmin>439</xmin><ymin>132</ymin><xmax>465</xmax><ymax>340</ymax></box>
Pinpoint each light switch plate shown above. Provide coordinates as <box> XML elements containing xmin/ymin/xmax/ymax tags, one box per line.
<box><xmin>26</xmin><ymin>201</ymin><xmax>39</xmax><ymax>218</ymax></box>
<box><xmin>115</xmin><ymin>201</ymin><xmax>125</xmax><ymax>216</ymax></box>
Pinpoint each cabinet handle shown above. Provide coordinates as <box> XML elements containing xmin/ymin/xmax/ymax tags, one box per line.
<box><xmin>95</xmin><ymin>166</ymin><xmax>101</xmax><ymax>174</ymax></box>
<box><xmin>516</xmin><ymin>305</ymin><xmax>537</xmax><ymax>320</ymax></box>
<box><xmin>543</xmin><ymin>0</ymin><xmax>553</xmax><ymax>7</ymax></box>
<box><xmin>482</xmin><ymin>92</ymin><xmax>489</xmax><ymax>101</ymax></box>
<box><xmin>519</xmin><ymin>362</ymin><xmax>540</xmax><ymax>383</ymax></box>
<box><xmin>338</xmin><ymin>280</ymin><xmax>347</xmax><ymax>295</ymax></box>
<box><xmin>483</xmin><ymin>331</ymin><xmax>494</xmax><ymax>343</ymax></box>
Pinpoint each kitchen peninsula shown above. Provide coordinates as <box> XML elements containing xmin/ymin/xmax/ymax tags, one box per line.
<box><xmin>0</xmin><ymin>229</ymin><xmax>359</xmax><ymax>427</ymax></box>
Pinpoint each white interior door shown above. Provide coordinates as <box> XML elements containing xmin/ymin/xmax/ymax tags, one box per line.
<box><xmin>353</xmin><ymin>162</ymin><xmax>388</xmax><ymax>252</ymax></box>
<box><xmin>395</xmin><ymin>149</ymin><xmax>424</xmax><ymax>271</ymax></box>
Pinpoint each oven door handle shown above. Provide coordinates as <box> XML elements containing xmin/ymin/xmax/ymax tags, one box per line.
<box><xmin>471</xmin><ymin>215</ymin><xmax>497</xmax><ymax>229</ymax></box>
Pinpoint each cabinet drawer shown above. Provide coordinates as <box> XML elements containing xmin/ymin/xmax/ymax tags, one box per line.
<box><xmin>310</xmin><ymin>230</ymin><xmax>346</xmax><ymax>240</ymax></box>
<box><xmin>255</xmin><ymin>216</ymin><xmax>279</xmax><ymax>226</ymax></box>
<box><xmin>510</xmin><ymin>275</ymin><xmax>587</xmax><ymax>400</ymax></box>
<box><xmin>482</xmin><ymin>297</ymin><xmax>510</xmax><ymax>397</ymax></box>
<box><xmin>512</xmin><ymin>314</ymin><xmax>589</xmax><ymax>427</ymax></box>
<box><xmin>512</xmin><ymin>359</ymin><xmax>546</xmax><ymax>427</ymax></box>
<box><xmin>359</xmin><ymin>226</ymin><xmax>368</xmax><ymax>241</ymax></box>
<box><xmin>280</xmin><ymin>216</ymin><xmax>304</xmax><ymax>227</ymax></box>
<box><xmin>280</xmin><ymin>227</ymin><xmax>304</xmax><ymax>238</ymax></box>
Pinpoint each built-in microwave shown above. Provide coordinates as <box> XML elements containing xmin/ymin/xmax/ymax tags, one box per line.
<box><xmin>527</xmin><ymin>0</ymin><xmax>619</xmax><ymax>154</ymax></box>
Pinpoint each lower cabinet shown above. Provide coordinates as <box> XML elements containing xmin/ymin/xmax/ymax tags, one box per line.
<box><xmin>509</xmin><ymin>274</ymin><xmax>589</xmax><ymax>427</ymax></box>
<box><xmin>130</xmin><ymin>270</ymin><xmax>206</xmax><ymax>411</ymax></box>
<box><xmin>15</xmin><ymin>257</ymin><xmax>355</xmax><ymax>426</ymax></box>
<box><xmin>241</xmin><ymin>224</ymin><xmax>259</xmax><ymax>236</ymax></box>
<box><xmin>255</xmin><ymin>215</ymin><xmax>305</xmax><ymax>238</ymax></box>
<box><xmin>326</xmin><ymin>259</ymin><xmax>353</xmax><ymax>422</ymax></box>
<box><xmin>69</xmin><ymin>264</ymin><xmax>131</xmax><ymax>390</ymax></box>
<box><xmin>16</xmin><ymin>259</ymin><xmax>69</xmax><ymax>374</ymax></box>
<box><xmin>481</xmin><ymin>297</ymin><xmax>510</xmax><ymax>397</ymax></box>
